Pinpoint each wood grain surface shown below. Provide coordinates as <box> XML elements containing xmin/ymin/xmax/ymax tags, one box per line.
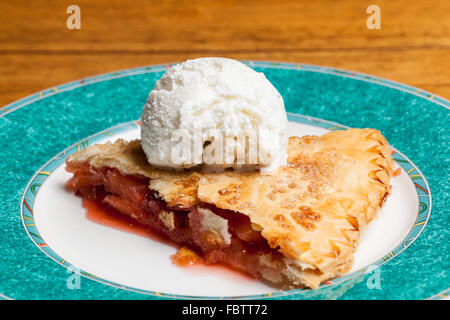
<box><xmin>1</xmin><ymin>0</ymin><xmax>449</xmax><ymax>106</ymax></box>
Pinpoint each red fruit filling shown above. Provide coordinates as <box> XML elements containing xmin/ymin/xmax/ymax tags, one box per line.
<box><xmin>66</xmin><ymin>162</ymin><xmax>284</xmax><ymax>281</ymax></box>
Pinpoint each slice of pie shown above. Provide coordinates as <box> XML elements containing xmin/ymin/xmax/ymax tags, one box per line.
<box><xmin>65</xmin><ymin>128</ymin><xmax>395</xmax><ymax>289</ymax></box>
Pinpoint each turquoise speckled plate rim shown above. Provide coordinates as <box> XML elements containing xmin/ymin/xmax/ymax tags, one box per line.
<box><xmin>19</xmin><ymin>114</ymin><xmax>431</xmax><ymax>300</ymax></box>
<box><xmin>1</xmin><ymin>61</ymin><xmax>448</xmax><ymax>300</ymax></box>
<box><xmin>1</xmin><ymin>61</ymin><xmax>448</xmax><ymax>118</ymax></box>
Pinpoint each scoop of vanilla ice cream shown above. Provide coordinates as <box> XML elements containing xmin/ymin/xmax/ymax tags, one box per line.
<box><xmin>140</xmin><ymin>57</ymin><xmax>288</xmax><ymax>174</ymax></box>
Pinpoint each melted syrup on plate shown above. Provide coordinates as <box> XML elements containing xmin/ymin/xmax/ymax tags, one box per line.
<box><xmin>83</xmin><ymin>199</ymin><xmax>172</xmax><ymax>245</ymax></box>
<box><xmin>83</xmin><ymin>199</ymin><xmax>256</xmax><ymax>283</ymax></box>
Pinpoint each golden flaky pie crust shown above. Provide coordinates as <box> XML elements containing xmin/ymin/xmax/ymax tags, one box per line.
<box><xmin>66</xmin><ymin>128</ymin><xmax>395</xmax><ymax>288</ymax></box>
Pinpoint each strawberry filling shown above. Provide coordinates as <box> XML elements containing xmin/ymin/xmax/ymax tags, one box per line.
<box><xmin>66</xmin><ymin>162</ymin><xmax>284</xmax><ymax>281</ymax></box>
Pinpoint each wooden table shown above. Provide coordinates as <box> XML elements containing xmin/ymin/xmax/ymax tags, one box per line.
<box><xmin>1</xmin><ymin>0</ymin><xmax>449</xmax><ymax>106</ymax></box>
